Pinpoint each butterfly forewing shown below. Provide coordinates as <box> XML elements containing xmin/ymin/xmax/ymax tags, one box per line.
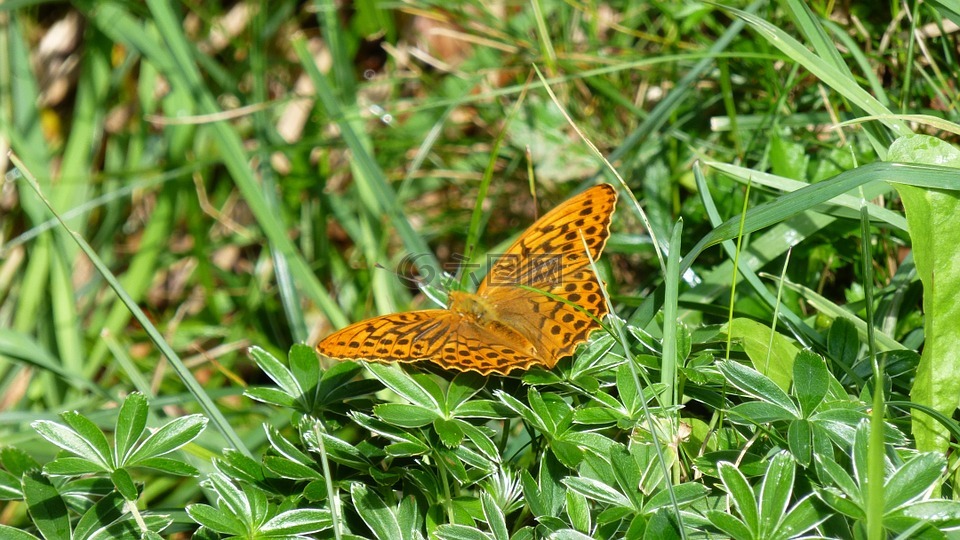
<box><xmin>317</xmin><ymin>311</ymin><xmax>545</xmax><ymax>375</ymax></box>
<box><xmin>477</xmin><ymin>184</ymin><xmax>617</xmax><ymax>363</ymax></box>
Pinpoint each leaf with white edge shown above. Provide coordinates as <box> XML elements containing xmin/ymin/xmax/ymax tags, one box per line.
<box><xmin>185</xmin><ymin>504</ymin><xmax>247</xmax><ymax>536</ymax></box>
<box><xmin>717</xmin><ymin>462</ymin><xmax>758</xmax><ymax>532</ymax></box>
<box><xmin>481</xmin><ymin>492</ymin><xmax>508</xmax><ymax>540</ymax></box>
<box><xmin>0</xmin><ymin>525</ymin><xmax>41</xmax><ymax>540</ymax></box>
<box><xmin>365</xmin><ymin>363</ymin><xmax>440</xmax><ymax>410</ymax></box>
<box><xmin>125</xmin><ymin>414</ymin><xmax>207</xmax><ymax>464</ymax></box>
<box><xmin>562</xmin><ymin>477</ymin><xmax>632</xmax><ymax>509</ymax></box>
<box><xmin>114</xmin><ymin>392</ymin><xmax>148</xmax><ymax>465</ymax></box>
<box><xmin>43</xmin><ymin>457</ymin><xmax>105</xmax><ymax>476</ymax></box>
<box><xmin>248</xmin><ymin>346</ymin><xmax>301</xmax><ymax>397</ymax></box>
<box><xmin>31</xmin><ymin>420</ymin><xmax>110</xmax><ymax>469</ymax></box>
<box><xmin>260</xmin><ymin>508</ymin><xmax>333</xmax><ymax>535</ymax></box>
<box><xmin>758</xmin><ymin>452</ymin><xmax>795</xmax><ymax>537</ymax></box>
<box><xmin>717</xmin><ymin>360</ymin><xmax>799</xmax><ymax>417</ymax></box>
<box><xmin>203</xmin><ymin>473</ymin><xmax>251</xmax><ymax>521</ymax></box>
<box><xmin>352</xmin><ymin>483</ymin><xmax>403</xmax><ymax>539</ymax></box>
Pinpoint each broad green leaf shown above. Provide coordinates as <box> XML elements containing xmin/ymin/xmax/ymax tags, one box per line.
<box><xmin>706</xmin><ymin>511</ymin><xmax>752</xmax><ymax>540</ymax></box>
<box><xmin>562</xmin><ymin>477</ymin><xmax>632</xmax><ymax>509</ymax></box>
<box><xmin>889</xmin><ymin>135</ymin><xmax>960</xmax><ymax>455</ymax></box>
<box><xmin>826</xmin><ymin>317</ymin><xmax>859</xmax><ymax>368</ymax></box>
<box><xmin>288</xmin><ymin>343</ymin><xmax>322</xmax><ymax>402</ymax></box>
<box><xmin>725</xmin><ymin>318</ymin><xmax>797</xmax><ymax>391</ymax></box>
<box><xmin>133</xmin><ymin>457</ymin><xmax>199</xmax><ymax>476</ymax></box>
<box><xmin>248</xmin><ymin>346</ymin><xmax>300</xmax><ymax>397</ymax></box>
<box><xmin>204</xmin><ymin>473</ymin><xmax>251</xmax><ymax>521</ymax></box>
<box><xmin>728</xmin><ymin>401</ymin><xmax>798</xmax><ymax>424</ymax></box>
<box><xmin>43</xmin><ymin>457</ymin><xmax>104</xmax><ymax>476</ymax></box>
<box><xmin>775</xmin><ymin>494</ymin><xmax>827</xmax><ymax>537</ymax></box>
<box><xmin>0</xmin><ymin>525</ymin><xmax>41</xmax><ymax>540</ymax></box>
<box><xmin>111</xmin><ymin>468</ymin><xmax>138</xmax><ymax>501</ymax></box>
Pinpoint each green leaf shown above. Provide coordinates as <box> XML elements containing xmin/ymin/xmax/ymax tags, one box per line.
<box><xmin>110</xmin><ymin>468</ymin><xmax>138</xmax><ymax>501</ymax></box>
<box><xmin>204</xmin><ymin>473</ymin><xmax>251</xmax><ymax>522</ymax></box>
<box><xmin>375</xmin><ymin>403</ymin><xmax>439</xmax><ymax>427</ymax></box>
<box><xmin>565</xmin><ymin>490</ymin><xmax>591</xmax><ymax>534</ymax></box>
<box><xmin>758</xmin><ymin>452</ymin><xmax>795</xmax><ymax>537</ymax></box>
<box><xmin>22</xmin><ymin>471</ymin><xmax>71</xmax><ymax>540</ymax></box>
<box><xmin>434</xmin><ymin>417</ymin><xmax>465</xmax><ymax>448</ymax></box>
<box><xmin>725</xmin><ymin>318</ymin><xmax>797</xmax><ymax>391</ymax></box>
<box><xmin>260</xmin><ymin>508</ymin><xmax>333</xmax><ymax>535</ymax></box>
<box><xmin>717</xmin><ymin>360</ymin><xmax>799</xmax><ymax>417</ymax></box>
<box><xmin>352</xmin><ymin>483</ymin><xmax>403</xmax><ymax>540</ymax></box>
<box><xmin>775</xmin><ymin>494</ymin><xmax>827</xmax><ymax>538</ymax></box>
<box><xmin>889</xmin><ymin>135</ymin><xmax>960</xmax><ymax>455</ymax></box>
<box><xmin>31</xmin><ymin>420</ymin><xmax>110</xmax><ymax>470</ymax></box>
<box><xmin>0</xmin><ymin>525</ymin><xmax>41</xmax><ymax>540</ymax></box>
<box><xmin>563</xmin><ymin>477</ymin><xmax>632</xmax><ymax>509</ymax></box>
<box><xmin>706</xmin><ymin>510</ymin><xmax>752</xmax><ymax>539</ymax></box>
<box><xmin>445</xmin><ymin>372</ymin><xmax>487</xmax><ymax>411</ymax></box>
<box><xmin>365</xmin><ymin>363</ymin><xmax>441</xmax><ymax>410</ymax></box>
<box><xmin>610</xmin><ymin>445</ymin><xmax>643</xmax><ymax>510</ymax></box>
<box><xmin>114</xmin><ymin>392</ymin><xmax>148</xmax><ymax>465</ymax></box>
<box><xmin>245</xmin><ymin>386</ymin><xmax>297</xmax><ymax>408</ymax></box>
<box><xmin>826</xmin><ymin>316</ymin><xmax>859</xmax><ymax>368</ymax></box>
<box><xmin>770</xmin><ymin>130</ymin><xmax>809</xmax><ymax>181</ymax></box>
<box><xmin>793</xmin><ymin>350</ymin><xmax>829</xmax><ymax>417</ymax></box>
<box><xmin>787</xmin><ymin>419</ymin><xmax>813</xmax><ymax>467</ymax></box>
<box><xmin>125</xmin><ymin>414</ymin><xmax>206</xmax><ymax>464</ymax></box>
<box><xmin>717</xmin><ymin>462</ymin><xmax>758</xmax><ymax>533</ymax></box>
<box><xmin>728</xmin><ymin>402</ymin><xmax>798</xmax><ymax>424</ymax></box>
<box><xmin>434</xmin><ymin>524</ymin><xmax>493</xmax><ymax>540</ymax></box>
<box><xmin>883</xmin><ymin>453</ymin><xmax>946</xmax><ymax>512</ymax></box>
<box><xmin>248</xmin><ymin>346</ymin><xmax>300</xmax><ymax>398</ymax></box>
<box><xmin>1</xmin><ymin>447</ymin><xmax>41</xmax><ymax>477</ymax></box>
<box><xmin>185</xmin><ymin>503</ymin><xmax>247</xmax><ymax>536</ymax></box>
<box><xmin>289</xmin><ymin>343</ymin><xmax>322</xmax><ymax>400</ymax></box>
<box><xmin>894</xmin><ymin>499</ymin><xmax>960</xmax><ymax>526</ymax></box>
<box><xmin>132</xmin><ymin>457</ymin><xmax>199</xmax><ymax>476</ymax></box>
<box><xmin>43</xmin><ymin>457</ymin><xmax>104</xmax><ymax>476</ymax></box>
<box><xmin>263</xmin><ymin>456</ymin><xmax>323</xmax><ymax>481</ymax></box>
<box><xmin>481</xmin><ymin>492</ymin><xmax>509</xmax><ymax>540</ymax></box>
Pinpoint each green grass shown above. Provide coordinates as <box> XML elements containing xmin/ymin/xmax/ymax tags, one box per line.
<box><xmin>2</xmin><ymin>1</ymin><xmax>960</xmax><ymax>538</ymax></box>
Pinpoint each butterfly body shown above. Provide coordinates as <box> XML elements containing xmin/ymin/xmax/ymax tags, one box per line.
<box><xmin>318</xmin><ymin>184</ymin><xmax>618</xmax><ymax>375</ymax></box>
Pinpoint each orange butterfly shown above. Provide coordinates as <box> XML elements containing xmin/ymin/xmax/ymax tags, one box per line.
<box><xmin>317</xmin><ymin>184</ymin><xmax>617</xmax><ymax>375</ymax></box>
